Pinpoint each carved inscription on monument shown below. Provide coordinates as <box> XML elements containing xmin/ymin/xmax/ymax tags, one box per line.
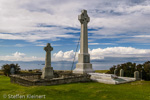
<box><xmin>84</xmin><ymin>55</ymin><xmax>89</xmax><ymax>63</ymax></box>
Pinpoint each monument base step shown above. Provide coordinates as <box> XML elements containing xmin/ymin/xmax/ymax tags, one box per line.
<box><xmin>41</xmin><ymin>67</ymin><xmax>54</xmax><ymax>79</ymax></box>
<box><xmin>73</xmin><ymin>63</ymin><xmax>94</xmax><ymax>74</ymax></box>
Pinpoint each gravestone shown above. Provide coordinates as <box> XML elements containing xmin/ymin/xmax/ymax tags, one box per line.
<box><xmin>10</xmin><ymin>67</ymin><xmax>15</xmax><ymax>75</ymax></box>
<box><xmin>134</xmin><ymin>71</ymin><xmax>139</xmax><ymax>80</ymax></box>
<box><xmin>41</xmin><ymin>43</ymin><xmax>54</xmax><ymax>79</ymax></box>
<box><xmin>120</xmin><ymin>69</ymin><xmax>124</xmax><ymax>77</ymax></box>
<box><xmin>114</xmin><ymin>69</ymin><xmax>117</xmax><ymax>76</ymax></box>
<box><xmin>73</xmin><ymin>9</ymin><xmax>94</xmax><ymax>74</ymax></box>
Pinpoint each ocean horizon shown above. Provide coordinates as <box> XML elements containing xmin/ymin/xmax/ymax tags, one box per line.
<box><xmin>0</xmin><ymin>57</ymin><xmax>148</xmax><ymax>70</ymax></box>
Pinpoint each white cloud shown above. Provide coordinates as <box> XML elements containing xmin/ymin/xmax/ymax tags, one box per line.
<box><xmin>53</xmin><ymin>51</ymin><xmax>64</xmax><ymax>59</ymax></box>
<box><xmin>53</xmin><ymin>47</ymin><xmax>150</xmax><ymax>61</ymax></box>
<box><xmin>1</xmin><ymin>47</ymin><xmax>150</xmax><ymax>61</ymax></box>
<box><xmin>0</xmin><ymin>0</ymin><xmax>79</xmax><ymax>42</ymax></box>
<box><xmin>0</xmin><ymin>0</ymin><xmax>150</xmax><ymax>44</ymax></box>
<box><xmin>53</xmin><ymin>50</ymin><xmax>75</xmax><ymax>61</ymax></box>
<box><xmin>64</xmin><ymin>50</ymin><xmax>75</xmax><ymax>59</ymax></box>
<box><xmin>89</xmin><ymin>43</ymin><xmax>116</xmax><ymax>45</ymax></box>
<box><xmin>132</xmin><ymin>35</ymin><xmax>150</xmax><ymax>38</ymax></box>
<box><xmin>12</xmin><ymin>52</ymin><xmax>26</xmax><ymax>58</ymax></box>
<box><xmin>89</xmin><ymin>47</ymin><xmax>150</xmax><ymax>58</ymax></box>
<box><xmin>89</xmin><ymin>43</ymin><xmax>100</xmax><ymax>45</ymax></box>
<box><xmin>14</xmin><ymin>44</ymin><xmax>25</xmax><ymax>47</ymax></box>
<box><xmin>0</xmin><ymin>52</ymin><xmax>44</xmax><ymax>61</ymax></box>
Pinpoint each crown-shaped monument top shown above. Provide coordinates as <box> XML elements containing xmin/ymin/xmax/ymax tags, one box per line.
<box><xmin>78</xmin><ymin>9</ymin><xmax>90</xmax><ymax>24</ymax></box>
<box><xmin>44</xmin><ymin>43</ymin><xmax>53</xmax><ymax>52</ymax></box>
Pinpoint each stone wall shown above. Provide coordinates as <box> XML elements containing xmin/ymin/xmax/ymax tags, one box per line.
<box><xmin>10</xmin><ymin>74</ymin><xmax>91</xmax><ymax>86</ymax></box>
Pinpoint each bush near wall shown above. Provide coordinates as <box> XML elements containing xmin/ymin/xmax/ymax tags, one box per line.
<box><xmin>1</xmin><ymin>63</ymin><xmax>21</xmax><ymax>76</ymax></box>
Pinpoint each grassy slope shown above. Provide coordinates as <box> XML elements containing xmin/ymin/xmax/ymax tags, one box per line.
<box><xmin>0</xmin><ymin>75</ymin><xmax>150</xmax><ymax>100</ymax></box>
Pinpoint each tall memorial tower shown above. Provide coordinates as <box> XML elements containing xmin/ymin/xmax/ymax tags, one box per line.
<box><xmin>73</xmin><ymin>10</ymin><xmax>94</xmax><ymax>74</ymax></box>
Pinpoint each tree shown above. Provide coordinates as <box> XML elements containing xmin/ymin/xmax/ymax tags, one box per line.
<box><xmin>1</xmin><ymin>63</ymin><xmax>21</xmax><ymax>76</ymax></box>
<box><xmin>107</xmin><ymin>61</ymin><xmax>150</xmax><ymax>80</ymax></box>
<box><xmin>143</xmin><ymin>61</ymin><xmax>150</xmax><ymax>80</ymax></box>
<box><xmin>107</xmin><ymin>62</ymin><xmax>136</xmax><ymax>77</ymax></box>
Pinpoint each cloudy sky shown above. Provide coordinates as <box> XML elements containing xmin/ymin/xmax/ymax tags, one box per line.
<box><xmin>0</xmin><ymin>0</ymin><xmax>150</xmax><ymax>62</ymax></box>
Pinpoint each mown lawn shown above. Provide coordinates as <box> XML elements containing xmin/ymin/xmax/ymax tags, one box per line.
<box><xmin>0</xmin><ymin>75</ymin><xmax>150</xmax><ymax>100</ymax></box>
<box><xmin>95</xmin><ymin>70</ymin><xmax>109</xmax><ymax>73</ymax></box>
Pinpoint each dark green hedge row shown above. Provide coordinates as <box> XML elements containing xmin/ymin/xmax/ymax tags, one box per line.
<box><xmin>107</xmin><ymin>61</ymin><xmax>150</xmax><ymax>80</ymax></box>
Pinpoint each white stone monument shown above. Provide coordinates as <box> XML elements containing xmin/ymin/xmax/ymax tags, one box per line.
<box><xmin>73</xmin><ymin>10</ymin><xmax>94</xmax><ymax>74</ymax></box>
<box><xmin>41</xmin><ymin>43</ymin><xmax>54</xmax><ymax>79</ymax></box>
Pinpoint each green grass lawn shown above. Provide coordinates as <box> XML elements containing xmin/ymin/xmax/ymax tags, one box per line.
<box><xmin>0</xmin><ymin>75</ymin><xmax>150</xmax><ymax>100</ymax></box>
<box><xmin>0</xmin><ymin>70</ymin><xmax>3</xmax><ymax>75</ymax></box>
<box><xmin>95</xmin><ymin>70</ymin><xmax>109</xmax><ymax>73</ymax></box>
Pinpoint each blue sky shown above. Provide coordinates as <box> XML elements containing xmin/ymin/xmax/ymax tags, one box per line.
<box><xmin>0</xmin><ymin>0</ymin><xmax>150</xmax><ymax>61</ymax></box>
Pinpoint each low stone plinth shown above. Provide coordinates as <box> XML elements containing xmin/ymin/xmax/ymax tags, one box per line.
<box><xmin>88</xmin><ymin>73</ymin><xmax>136</xmax><ymax>84</ymax></box>
<box><xmin>89</xmin><ymin>73</ymin><xmax>118</xmax><ymax>80</ymax></box>
<box><xmin>10</xmin><ymin>74</ymin><xmax>91</xmax><ymax>86</ymax></box>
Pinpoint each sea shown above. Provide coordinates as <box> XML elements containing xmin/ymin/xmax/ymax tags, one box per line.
<box><xmin>0</xmin><ymin>57</ymin><xmax>148</xmax><ymax>70</ymax></box>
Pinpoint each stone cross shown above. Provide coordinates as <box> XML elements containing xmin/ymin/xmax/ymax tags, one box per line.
<box><xmin>41</xmin><ymin>43</ymin><xmax>54</xmax><ymax>79</ymax></box>
<box><xmin>73</xmin><ymin>10</ymin><xmax>94</xmax><ymax>74</ymax></box>
<box><xmin>78</xmin><ymin>10</ymin><xmax>90</xmax><ymax>54</ymax></box>
<box><xmin>44</xmin><ymin>43</ymin><xmax>53</xmax><ymax>68</ymax></box>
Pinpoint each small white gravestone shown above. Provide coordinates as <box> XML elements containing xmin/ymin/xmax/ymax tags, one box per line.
<box><xmin>120</xmin><ymin>69</ymin><xmax>124</xmax><ymax>77</ymax></box>
<box><xmin>41</xmin><ymin>43</ymin><xmax>54</xmax><ymax>79</ymax></box>
<box><xmin>134</xmin><ymin>71</ymin><xmax>139</xmax><ymax>80</ymax></box>
<box><xmin>10</xmin><ymin>67</ymin><xmax>15</xmax><ymax>75</ymax></box>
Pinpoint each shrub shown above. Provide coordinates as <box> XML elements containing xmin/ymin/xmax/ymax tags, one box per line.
<box><xmin>1</xmin><ymin>63</ymin><xmax>21</xmax><ymax>76</ymax></box>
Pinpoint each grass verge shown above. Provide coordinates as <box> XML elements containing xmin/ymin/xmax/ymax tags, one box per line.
<box><xmin>0</xmin><ymin>75</ymin><xmax>150</xmax><ymax>100</ymax></box>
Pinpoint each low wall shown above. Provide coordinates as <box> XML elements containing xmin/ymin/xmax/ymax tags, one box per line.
<box><xmin>10</xmin><ymin>74</ymin><xmax>91</xmax><ymax>86</ymax></box>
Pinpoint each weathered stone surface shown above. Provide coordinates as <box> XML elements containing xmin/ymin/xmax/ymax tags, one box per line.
<box><xmin>41</xmin><ymin>43</ymin><xmax>54</xmax><ymax>79</ymax></box>
<box><xmin>89</xmin><ymin>73</ymin><xmax>136</xmax><ymax>84</ymax></box>
<box><xmin>134</xmin><ymin>71</ymin><xmax>139</xmax><ymax>80</ymax></box>
<box><xmin>114</xmin><ymin>69</ymin><xmax>117</xmax><ymax>76</ymax></box>
<box><xmin>73</xmin><ymin>9</ymin><xmax>94</xmax><ymax>74</ymax></box>
<box><xmin>10</xmin><ymin>74</ymin><xmax>91</xmax><ymax>86</ymax></box>
<box><xmin>120</xmin><ymin>69</ymin><xmax>124</xmax><ymax>77</ymax></box>
<box><xmin>74</xmin><ymin>63</ymin><xmax>93</xmax><ymax>74</ymax></box>
<box><xmin>41</xmin><ymin>67</ymin><xmax>54</xmax><ymax>79</ymax></box>
<box><xmin>10</xmin><ymin>72</ymin><xmax>137</xmax><ymax>85</ymax></box>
